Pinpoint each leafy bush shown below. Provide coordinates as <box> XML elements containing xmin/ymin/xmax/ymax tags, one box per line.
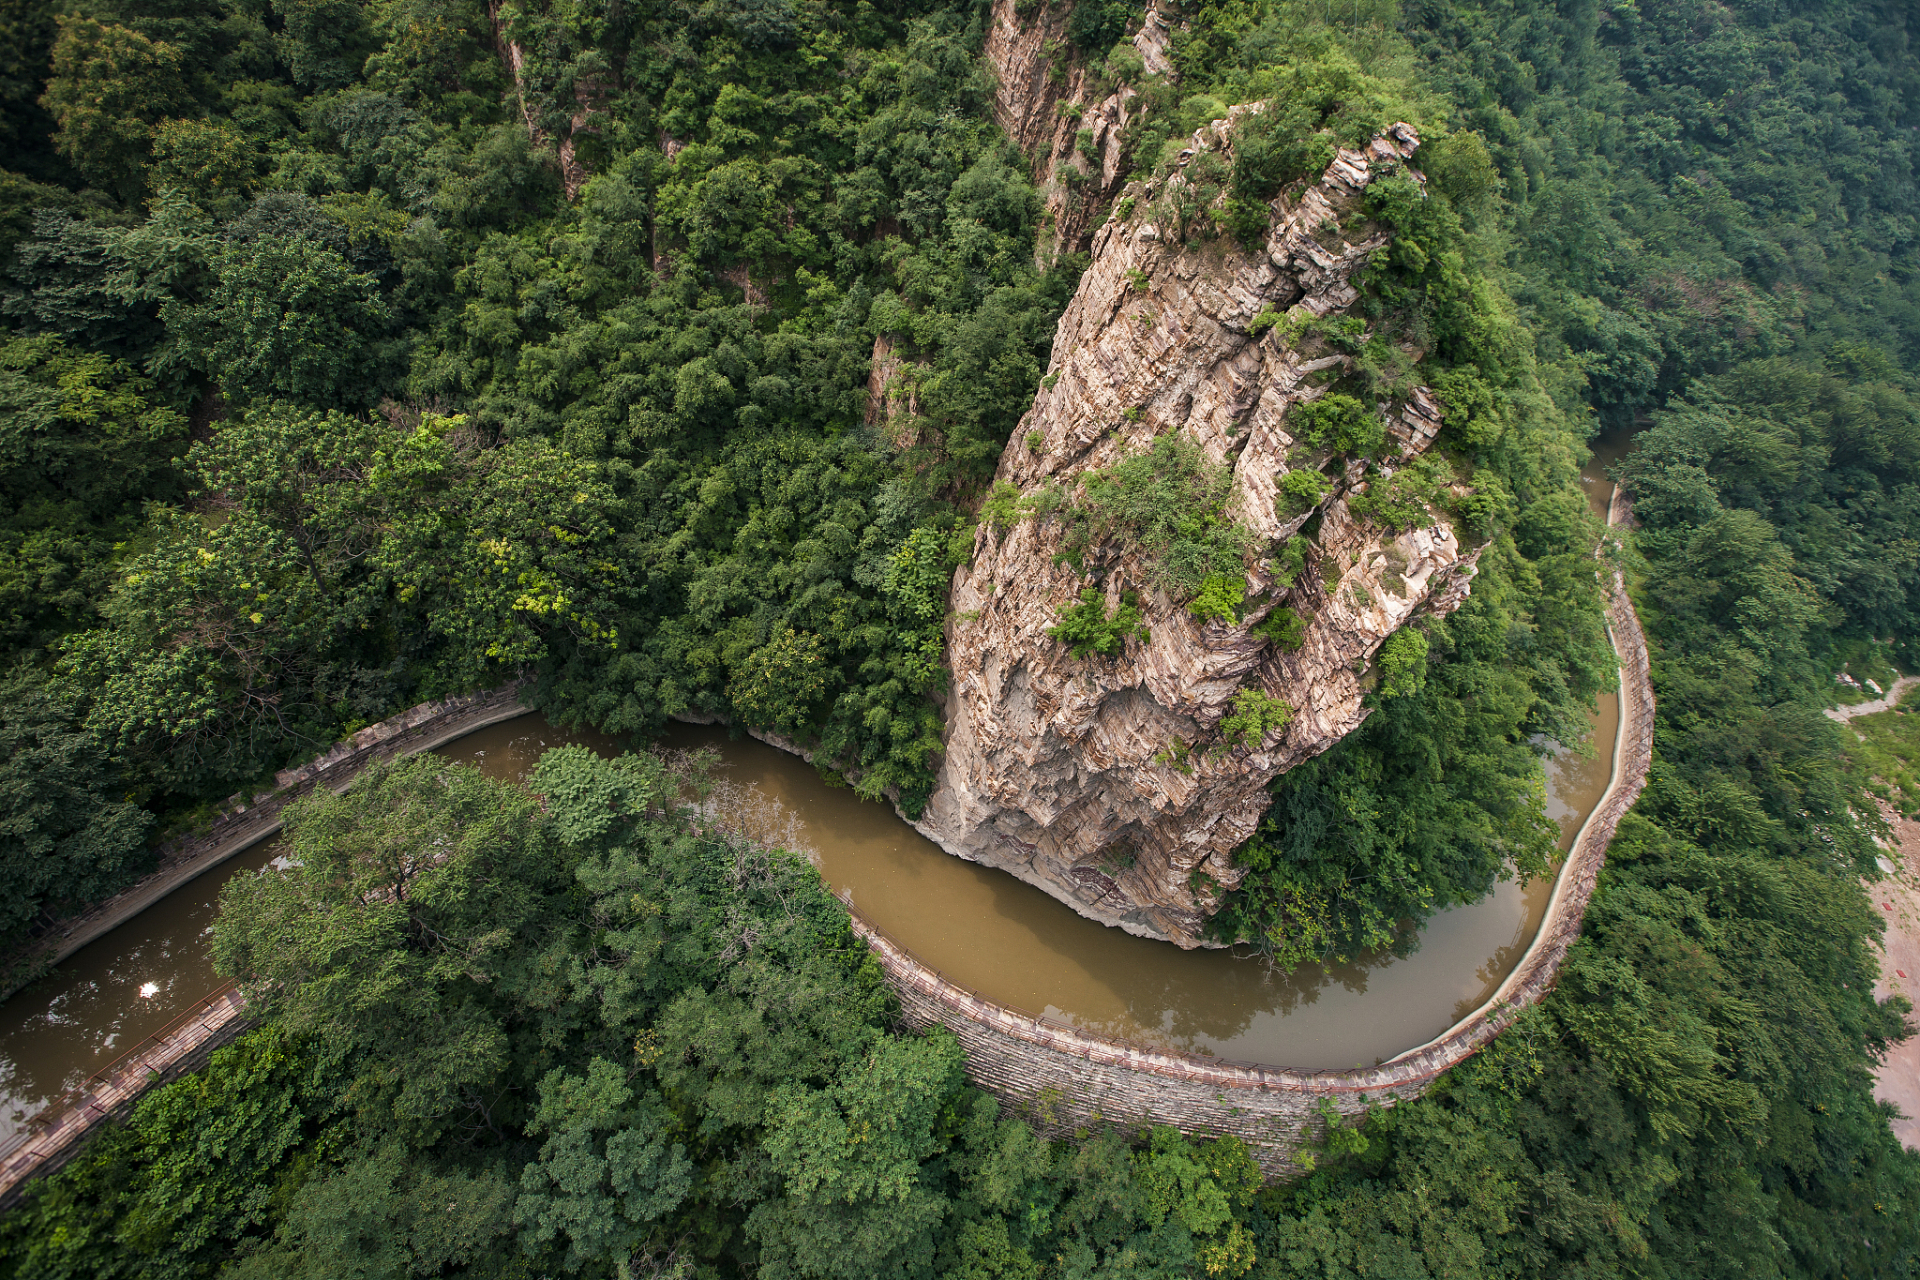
<box><xmin>1276</xmin><ymin>466</ymin><xmax>1331</xmax><ymax>515</ymax></box>
<box><xmin>1187</xmin><ymin>572</ymin><xmax>1246</xmax><ymax>624</ymax></box>
<box><xmin>1346</xmin><ymin>455</ymin><xmax>1454</xmax><ymax>532</ymax></box>
<box><xmin>1047</xmin><ymin>587</ymin><xmax>1148</xmax><ymax>659</ymax></box>
<box><xmin>1252</xmin><ymin>605</ymin><xmax>1306</xmax><ymax>650</ymax></box>
<box><xmin>1215</xmin><ymin>687</ymin><xmax>1293</xmax><ymax>751</ymax></box>
<box><xmin>728</xmin><ymin>628</ymin><xmax>831</xmax><ymax>730</ymax></box>
<box><xmin>1268</xmin><ymin>534</ymin><xmax>1311</xmax><ymax>587</ymax></box>
<box><xmin>1061</xmin><ymin>431</ymin><xmax>1256</xmax><ymax>595</ymax></box>
<box><xmin>1375</xmin><ymin>626</ymin><xmax>1428</xmax><ymax>698</ymax></box>
<box><xmin>1288</xmin><ymin>392</ymin><xmax>1384</xmax><ymax>457</ymax></box>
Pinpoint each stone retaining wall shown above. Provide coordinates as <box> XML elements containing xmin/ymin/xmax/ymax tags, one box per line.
<box><xmin>5</xmin><ymin>685</ymin><xmax>534</xmax><ymax>992</ymax></box>
<box><xmin>855</xmin><ymin>522</ymin><xmax>1657</xmax><ymax>1175</ymax></box>
<box><xmin>1</xmin><ymin>517</ymin><xmax>1655</xmax><ymax>1189</ymax></box>
<box><xmin>0</xmin><ymin>986</ymin><xmax>253</xmax><ymax>1210</ymax></box>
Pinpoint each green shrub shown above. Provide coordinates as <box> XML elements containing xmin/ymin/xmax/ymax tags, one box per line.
<box><xmin>1059</xmin><ymin>431</ymin><xmax>1256</xmax><ymax>596</ymax></box>
<box><xmin>1269</xmin><ymin>534</ymin><xmax>1312</xmax><ymax>587</ymax></box>
<box><xmin>1253</xmin><ymin>605</ymin><xmax>1307</xmax><ymax>649</ymax></box>
<box><xmin>1047</xmin><ymin>587</ymin><xmax>1149</xmax><ymax>659</ymax></box>
<box><xmin>1277</xmin><ymin>467</ymin><xmax>1332</xmax><ymax>515</ymax></box>
<box><xmin>1188</xmin><ymin>572</ymin><xmax>1246</xmax><ymax>623</ymax></box>
<box><xmin>1348</xmin><ymin>455</ymin><xmax>1454</xmax><ymax>531</ymax></box>
<box><xmin>728</xmin><ymin>628</ymin><xmax>830</xmax><ymax>729</ymax></box>
<box><xmin>1215</xmin><ymin>688</ymin><xmax>1293</xmax><ymax>750</ymax></box>
<box><xmin>1375</xmin><ymin>626</ymin><xmax>1428</xmax><ymax>698</ymax></box>
<box><xmin>1289</xmin><ymin>393</ymin><xmax>1385</xmax><ymax>456</ymax></box>
<box><xmin>981</xmin><ymin>480</ymin><xmax>1022</xmax><ymax>534</ymax></box>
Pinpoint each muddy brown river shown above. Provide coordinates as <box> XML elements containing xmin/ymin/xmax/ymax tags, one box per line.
<box><xmin>0</xmin><ymin>444</ymin><xmax>1631</xmax><ymax>1149</ymax></box>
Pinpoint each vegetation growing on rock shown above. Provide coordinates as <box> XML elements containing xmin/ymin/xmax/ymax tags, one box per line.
<box><xmin>0</xmin><ymin>0</ymin><xmax>1917</xmax><ymax>1272</ymax></box>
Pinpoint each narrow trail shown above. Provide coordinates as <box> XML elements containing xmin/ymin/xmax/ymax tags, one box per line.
<box><xmin>1871</xmin><ymin>802</ymin><xmax>1920</xmax><ymax>1152</ymax></box>
<box><xmin>1828</xmin><ymin>676</ymin><xmax>1919</xmax><ymax>723</ymax></box>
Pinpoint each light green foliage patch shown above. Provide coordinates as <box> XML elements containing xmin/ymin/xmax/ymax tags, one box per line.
<box><xmin>1345</xmin><ymin>454</ymin><xmax>1454</xmax><ymax>532</ymax></box>
<box><xmin>1215</xmin><ymin>687</ymin><xmax>1293</xmax><ymax>751</ymax></box>
<box><xmin>1276</xmin><ymin>465</ymin><xmax>1331</xmax><ymax>515</ymax></box>
<box><xmin>1375</xmin><ymin>626</ymin><xmax>1429</xmax><ymax>698</ymax></box>
<box><xmin>1287</xmin><ymin>392</ymin><xmax>1384</xmax><ymax>457</ymax></box>
<box><xmin>1268</xmin><ymin>534</ymin><xmax>1312</xmax><ymax>587</ymax></box>
<box><xmin>1843</xmin><ymin>688</ymin><xmax>1920</xmax><ymax>820</ymax></box>
<box><xmin>1187</xmin><ymin>571</ymin><xmax>1246</xmax><ymax>624</ymax></box>
<box><xmin>1252</xmin><ymin>604</ymin><xmax>1307</xmax><ymax>650</ymax></box>
<box><xmin>1048</xmin><ymin>586</ymin><xmax>1150</xmax><ymax>659</ymax></box>
<box><xmin>1055</xmin><ymin>431</ymin><xmax>1258</xmax><ymax>596</ymax></box>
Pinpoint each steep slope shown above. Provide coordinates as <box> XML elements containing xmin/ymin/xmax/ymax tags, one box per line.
<box><xmin>916</xmin><ymin>116</ymin><xmax>1481</xmax><ymax>945</ymax></box>
<box><xmin>983</xmin><ymin>0</ymin><xmax>1176</xmax><ymax>261</ymax></box>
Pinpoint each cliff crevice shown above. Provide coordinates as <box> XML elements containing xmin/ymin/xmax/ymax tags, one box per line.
<box><xmin>984</xmin><ymin>0</ymin><xmax>1177</xmax><ymax>261</ymax></box>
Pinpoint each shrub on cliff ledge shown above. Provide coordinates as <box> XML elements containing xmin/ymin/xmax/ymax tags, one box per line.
<box><xmin>1063</xmin><ymin>431</ymin><xmax>1257</xmax><ymax>595</ymax></box>
<box><xmin>1048</xmin><ymin>586</ymin><xmax>1151</xmax><ymax>658</ymax></box>
<box><xmin>1215</xmin><ymin>687</ymin><xmax>1294</xmax><ymax>751</ymax></box>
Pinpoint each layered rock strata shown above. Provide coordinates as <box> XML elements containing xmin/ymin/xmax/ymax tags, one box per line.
<box><xmin>916</xmin><ymin>116</ymin><xmax>1482</xmax><ymax>946</ymax></box>
<box><xmin>984</xmin><ymin>0</ymin><xmax>1177</xmax><ymax>261</ymax></box>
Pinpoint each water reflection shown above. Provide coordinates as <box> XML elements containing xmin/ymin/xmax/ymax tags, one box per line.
<box><xmin>0</xmin><ymin>834</ymin><xmax>283</xmax><ymax>1149</ymax></box>
<box><xmin>651</xmin><ymin>720</ymin><xmax>1593</xmax><ymax>1070</ymax></box>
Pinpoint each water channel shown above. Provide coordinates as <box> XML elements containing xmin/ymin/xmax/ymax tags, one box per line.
<box><xmin>0</xmin><ymin>446</ymin><xmax>1631</xmax><ymax>1150</ymax></box>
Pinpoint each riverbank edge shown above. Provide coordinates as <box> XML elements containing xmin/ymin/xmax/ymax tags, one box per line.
<box><xmin>2</xmin><ymin>516</ymin><xmax>1654</xmax><ymax>1190</ymax></box>
<box><xmin>0</xmin><ymin>684</ymin><xmax>533</xmax><ymax>1000</ymax></box>
<box><xmin>0</xmin><ymin>990</ymin><xmax>252</xmax><ymax>1210</ymax></box>
<box><xmin>845</xmin><ymin>528</ymin><xmax>1655</xmax><ymax>1175</ymax></box>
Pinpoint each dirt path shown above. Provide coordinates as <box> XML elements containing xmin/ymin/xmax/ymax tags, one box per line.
<box><xmin>1828</xmin><ymin>675</ymin><xmax>1919</xmax><ymax>723</ymax></box>
<box><xmin>1872</xmin><ymin>801</ymin><xmax>1920</xmax><ymax>1151</ymax></box>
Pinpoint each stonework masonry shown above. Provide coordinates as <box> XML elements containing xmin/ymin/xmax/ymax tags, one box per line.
<box><xmin>866</xmin><ymin>510</ymin><xmax>1654</xmax><ymax>1177</ymax></box>
<box><xmin>2</xmin><ymin>684</ymin><xmax>535</xmax><ymax>997</ymax></box>
<box><xmin>2</xmin><ymin>509</ymin><xmax>1652</xmax><ymax>1192</ymax></box>
<box><xmin>0</xmin><ymin>987</ymin><xmax>252</xmax><ymax>1209</ymax></box>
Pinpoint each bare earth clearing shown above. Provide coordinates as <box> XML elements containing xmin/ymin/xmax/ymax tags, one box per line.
<box><xmin>1873</xmin><ymin>800</ymin><xmax>1920</xmax><ymax>1151</ymax></box>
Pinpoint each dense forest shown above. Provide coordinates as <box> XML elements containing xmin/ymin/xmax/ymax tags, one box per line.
<box><xmin>2</xmin><ymin>0</ymin><xmax>1920</xmax><ymax>1275</ymax></box>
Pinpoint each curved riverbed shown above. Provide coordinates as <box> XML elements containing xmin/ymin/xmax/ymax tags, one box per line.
<box><xmin>0</xmin><ymin>455</ymin><xmax>1628</xmax><ymax>1147</ymax></box>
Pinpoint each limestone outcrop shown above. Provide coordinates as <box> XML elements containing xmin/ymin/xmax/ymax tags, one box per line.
<box><xmin>914</xmin><ymin>113</ymin><xmax>1482</xmax><ymax>946</ymax></box>
<box><xmin>983</xmin><ymin>0</ymin><xmax>1176</xmax><ymax>261</ymax></box>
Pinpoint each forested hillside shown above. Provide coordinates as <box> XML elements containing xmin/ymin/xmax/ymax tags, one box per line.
<box><xmin>1</xmin><ymin>0</ymin><xmax>1918</xmax><ymax>1275</ymax></box>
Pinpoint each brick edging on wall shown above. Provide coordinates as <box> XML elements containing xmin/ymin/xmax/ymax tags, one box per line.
<box><xmin>0</xmin><ymin>689</ymin><xmax>545</xmax><ymax>1204</ymax></box>
<box><xmin>0</xmin><ymin>986</ymin><xmax>253</xmax><ymax>1209</ymax></box>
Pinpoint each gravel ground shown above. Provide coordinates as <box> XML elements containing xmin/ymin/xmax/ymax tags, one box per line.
<box><xmin>1872</xmin><ymin>801</ymin><xmax>1920</xmax><ymax>1151</ymax></box>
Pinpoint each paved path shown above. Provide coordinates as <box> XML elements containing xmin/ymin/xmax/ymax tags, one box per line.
<box><xmin>1872</xmin><ymin>803</ymin><xmax>1920</xmax><ymax>1151</ymax></box>
<box><xmin>1827</xmin><ymin>676</ymin><xmax>1918</xmax><ymax>723</ymax></box>
<box><xmin>0</xmin><ymin>985</ymin><xmax>250</xmax><ymax>1207</ymax></box>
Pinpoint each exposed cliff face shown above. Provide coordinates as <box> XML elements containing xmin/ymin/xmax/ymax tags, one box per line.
<box><xmin>915</xmin><ymin>114</ymin><xmax>1482</xmax><ymax>946</ymax></box>
<box><xmin>984</xmin><ymin>0</ymin><xmax>1176</xmax><ymax>261</ymax></box>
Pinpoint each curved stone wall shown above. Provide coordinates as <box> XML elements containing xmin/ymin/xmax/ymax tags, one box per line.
<box><xmin>3</xmin><ymin>516</ymin><xmax>1654</xmax><ymax>1187</ymax></box>
<box><xmin>4</xmin><ymin>685</ymin><xmax>534</xmax><ymax>992</ymax></box>
<box><xmin>855</xmin><ymin>524</ymin><xmax>1656</xmax><ymax>1175</ymax></box>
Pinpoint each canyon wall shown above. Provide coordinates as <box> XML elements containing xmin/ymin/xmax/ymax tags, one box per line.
<box><xmin>915</xmin><ymin>106</ymin><xmax>1481</xmax><ymax>946</ymax></box>
<box><xmin>983</xmin><ymin>0</ymin><xmax>1175</xmax><ymax>261</ymax></box>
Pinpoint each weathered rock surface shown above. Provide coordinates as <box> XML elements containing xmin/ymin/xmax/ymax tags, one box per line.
<box><xmin>984</xmin><ymin>0</ymin><xmax>1176</xmax><ymax>261</ymax></box>
<box><xmin>914</xmin><ymin>113</ymin><xmax>1482</xmax><ymax>946</ymax></box>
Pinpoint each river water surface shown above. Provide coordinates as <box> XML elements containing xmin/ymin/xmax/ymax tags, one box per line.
<box><xmin>0</xmin><ymin>449</ymin><xmax>1629</xmax><ymax>1148</ymax></box>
